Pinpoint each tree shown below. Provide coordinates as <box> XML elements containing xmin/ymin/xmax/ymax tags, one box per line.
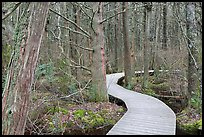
<box><xmin>142</xmin><ymin>2</ymin><xmax>152</xmax><ymax>89</ymax></box>
<box><xmin>2</xmin><ymin>2</ymin><xmax>50</xmax><ymax>135</ymax></box>
<box><xmin>91</xmin><ymin>2</ymin><xmax>108</xmax><ymax>102</ymax></box>
<box><xmin>122</xmin><ymin>2</ymin><xmax>133</xmax><ymax>86</ymax></box>
<box><xmin>186</xmin><ymin>2</ymin><xmax>199</xmax><ymax>107</ymax></box>
<box><xmin>114</xmin><ymin>2</ymin><xmax>119</xmax><ymax>71</ymax></box>
<box><xmin>162</xmin><ymin>2</ymin><xmax>167</xmax><ymax>50</ymax></box>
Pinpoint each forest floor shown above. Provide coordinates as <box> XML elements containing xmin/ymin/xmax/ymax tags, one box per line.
<box><xmin>25</xmin><ymin>79</ymin><xmax>126</xmax><ymax>135</ymax></box>
<box><xmin>119</xmin><ymin>70</ymin><xmax>202</xmax><ymax>135</ymax></box>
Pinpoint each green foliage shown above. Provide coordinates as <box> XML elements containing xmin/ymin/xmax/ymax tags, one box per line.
<box><xmin>73</xmin><ymin>109</ymin><xmax>105</xmax><ymax>130</ymax></box>
<box><xmin>47</xmin><ymin>106</ymin><xmax>69</xmax><ymax>115</ymax></box>
<box><xmin>148</xmin><ymin>82</ymin><xmax>170</xmax><ymax>91</ymax></box>
<box><xmin>47</xmin><ymin>112</ymin><xmax>67</xmax><ymax>134</ymax></box>
<box><xmin>190</xmin><ymin>95</ymin><xmax>202</xmax><ymax>111</ymax></box>
<box><xmin>67</xmin><ymin>83</ymin><xmax>78</xmax><ymax>94</ymax></box>
<box><xmin>180</xmin><ymin>118</ymin><xmax>202</xmax><ymax>134</ymax></box>
<box><xmin>143</xmin><ymin>88</ymin><xmax>156</xmax><ymax>96</ymax></box>
<box><xmin>197</xmin><ymin>119</ymin><xmax>202</xmax><ymax>130</ymax></box>
<box><xmin>2</xmin><ymin>44</ymin><xmax>12</xmax><ymax>70</ymax></box>
<box><xmin>126</xmin><ymin>83</ymin><xmax>133</xmax><ymax>90</ymax></box>
<box><xmin>35</xmin><ymin>63</ymin><xmax>55</xmax><ymax>83</ymax></box>
<box><xmin>73</xmin><ymin>109</ymin><xmax>86</xmax><ymax>118</ymax></box>
<box><xmin>86</xmin><ymin>85</ymin><xmax>98</xmax><ymax>102</ymax></box>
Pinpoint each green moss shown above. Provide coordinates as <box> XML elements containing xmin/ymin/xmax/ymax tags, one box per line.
<box><xmin>148</xmin><ymin>82</ymin><xmax>170</xmax><ymax>91</ymax></box>
<box><xmin>177</xmin><ymin>117</ymin><xmax>202</xmax><ymax>135</ymax></box>
<box><xmin>47</xmin><ymin>106</ymin><xmax>69</xmax><ymax>115</ymax></box>
<box><xmin>143</xmin><ymin>88</ymin><xmax>156</xmax><ymax>96</ymax></box>
<box><xmin>73</xmin><ymin>109</ymin><xmax>86</xmax><ymax>119</ymax></box>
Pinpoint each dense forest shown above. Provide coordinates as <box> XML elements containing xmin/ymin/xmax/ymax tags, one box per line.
<box><xmin>2</xmin><ymin>2</ymin><xmax>202</xmax><ymax>135</ymax></box>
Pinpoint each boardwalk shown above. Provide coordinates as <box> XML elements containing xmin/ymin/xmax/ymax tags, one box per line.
<box><xmin>106</xmin><ymin>71</ymin><xmax>176</xmax><ymax>135</ymax></box>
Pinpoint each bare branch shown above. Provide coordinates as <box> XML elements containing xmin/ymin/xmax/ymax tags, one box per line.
<box><xmin>71</xmin><ymin>2</ymin><xmax>92</xmax><ymax>19</ymax></box>
<box><xmin>70</xmin><ymin>59</ymin><xmax>91</xmax><ymax>73</ymax></box>
<box><xmin>100</xmin><ymin>9</ymin><xmax>125</xmax><ymax>24</ymax></box>
<box><xmin>79</xmin><ymin>2</ymin><xmax>92</xmax><ymax>10</ymax></box>
<box><xmin>173</xmin><ymin>11</ymin><xmax>199</xmax><ymax>71</ymax></box>
<box><xmin>49</xmin><ymin>8</ymin><xmax>91</xmax><ymax>38</ymax></box>
<box><xmin>71</xmin><ymin>43</ymin><xmax>94</xmax><ymax>51</ymax></box>
<box><xmin>91</xmin><ymin>11</ymin><xmax>97</xmax><ymax>35</ymax></box>
<box><xmin>57</xmin><ymin>25</ymin><xmax>91</xmax><ymax>38</ymax></box>
<box><xmin>49</xmin><ymin>30</ymin><xmax>60</xmax><ymax>40</ymax></box>
<box><xmin>2</xmin><ymin>2</ymin><xmax>21</xmax><ymax>20</ymax></box>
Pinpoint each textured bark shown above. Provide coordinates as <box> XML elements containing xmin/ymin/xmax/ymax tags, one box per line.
<box><xmin>75</xmin><ymin>5</ymin><xmax>82</xmax><ymax>81</ymax></box>
<box><xmin>91</xmin><ymin>2</ymin><xmax>108</xmax><ymax>102</ymax></box>
<box><xmin>117</xmin><ymin>3</ymin><xmax>123</xmax><ymax>70</ymax></box>
<box><xmin>70</xmin><ymin>5</ymin><xmax>78</xmax><ymax>78</ymax></box>
<box><xmin>186</xmin><ymin>2</ymin><xmax>198</xmax><ymax>106</ymax></box>
<box><xmin>154</xmin><ymin>4</ymin><xmax>161</xmax><ymax>76</ymax></box>
<box><xmin>2</xmin><ymin>2</ymin><xmax>49</xmax><ymax>135</ymax></box>
<box><xmin>114</xmin><ymin>2</ymin><xmax>118</xmax><ymax>71</ymax></box>
<box><xmin>143</xmin><ymin>2</ymin><xmax>152</xmax><ymax>89</ymax></box>
<box><xmin>162</xmin><ymin>2</ymin><xmax>167</xmax><ymax>50</ymax></box>
<box><xmin>122</xmin><ymin>2</ymin><xmax>133</xmax><ymax>86</ymax></box>
<box><xmin>131</xmin><ymin>3</ymin><xmax>136</xmax><ymax>71</ymax></box>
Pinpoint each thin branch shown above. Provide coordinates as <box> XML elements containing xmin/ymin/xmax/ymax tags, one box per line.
<box><xmin>91</xmin><ymin>11</ymin><xmax>97</xmax><ymax>35</ymax></box>
<box><xmin>49</xmin><ymin>30</ymin><xmax>60</xmax><ymax>40</ymax></box>
<box><xmin>79</xmin><ymin>2</ymin><xmax>92</xmax><ymax>10</ymax></box>
<box><xmin>71</xmin><ymin>43</ymin><xmax>93</xmax><ymax>51</ymax></box>
<box><xmin>45</xmin><ymin>78</ymin><xmax>92</xmax><ymax>101</ymax></box>
<box><xmin>72</xmin><ymin>2</ymin><xmax>92</xmax><ymax>19</ymax></box>
<box><xmin>103</xmin><ymin>2</ymin><xmax>111</xmax><ymax>7</ymax></box>
<box><xmin>100</xmin><ymin>9</ymin><xmax>125</xmax><ymax>24</ymax></box>
<box><xmin>49</xmin><ymin>8</ymin><xmax>91</xmax><ymax>38</ymax></box>
<box><xmin>70</xmin><ymin>59</ymin><xmax>91</xmax><ymax>72</ymax></box>
<box><xmin>173</xmin><ymin>11</ymin><xmax>199</xmax><ymax>71</ymax></box>
<box><xmin>2</xmin><ymin>2</ymin><xmax>21</xmax><ymax>20</ymax></box>
<box><xmin>57</xmin><ymin>25</ymin><xmax>91</xmax><ymax>38</ymax></box>
<box><xmin>63</xmin><ymin>40</ymin><xmax>94</xmax><ymax>51</ymax></box>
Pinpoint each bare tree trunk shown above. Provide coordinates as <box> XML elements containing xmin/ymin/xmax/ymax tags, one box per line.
<box><xmin>162</xmin><ymin>2</ymin><xmax>167</xmax><ymax>50</ymax></box>
<box><xmin>117</xmin><ymin>2</ymin><xmax>123</xmax><ymax>70</ymax></box>
<box><xmin>154</xmin><ymin>3</ymin><xmax>161</xmax><ymax>77</ymax></box>
<box><xmin>91</xmin><ymin>2</ymin><xmax>108</xmax><ymax>102</ymax></box>
<box><xmin>122</xmin><ymin>2</ymin><xmax>133</xmax><ymax>86</ymax></box>
<box><xmin>114</xmin><ymin>2</ymin><xmax>118</xmax><ymax>72</ymax></box>
<box><xmin>69</xmin><ymin>5</ymin><xmax>78</xmax><ymax>78</ymax></box>
<box><xmin>2</xmin><ymin>2</ymin><xmax>49</xmax><ymax>135</ymax></box>
<box><xmin>75</xmin><ymin>5</ymin><xmax>82</xmax><ymax>81</ymax></box>
<box><xmin>143</xmin><ymin>2</ymin><xmax>152</xmax><ymax>89</ymax></box>
<box><xmin>186</xmin><ymin>2</ymin><xmax>198</xmax><ymax>107</ymax></box>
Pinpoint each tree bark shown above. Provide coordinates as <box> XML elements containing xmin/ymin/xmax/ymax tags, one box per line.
<box><xmin>2</xmin><ymin>2</ymin><xmax>49</xmax><ymax>135</ymax></box>
<box><xmin>122</xmin><ymin>2</ymin><xmax>133</xmax><ymax>86</ymax></box>
<box><xmin>114</xmin><ymin>2</ymin><xmax>118</xmax><ymax>72</ymax></box>
<box><xmin>91</xmin><ymin>2</ymin><xmax>108</xmax><ymax>102</ymax></box>
<box><xmin>186</xmin><ymin>2</ymin><xmax>198</xmax><ymax>107</ymax></box>
<box><xmin>162</xmin><ymin>2</ymin><xmax>167</xmax><ymax>50</ymax></box>
<box><xmin>143</xmin><ymin>2</ymin><xmax>152</xmax><ymax>89</ymax></box>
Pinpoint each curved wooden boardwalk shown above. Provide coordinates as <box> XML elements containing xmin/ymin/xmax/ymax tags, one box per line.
<box><xmin>106</xmin><ymin>71</ymin><xmax>176</xmax><ymax>135</ymax></box>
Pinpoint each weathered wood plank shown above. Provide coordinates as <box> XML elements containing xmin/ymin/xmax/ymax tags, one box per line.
<box><xmin>106</xmin><ymin>71</ymin><xmax>176</xmax><ymax>135</ymax></box>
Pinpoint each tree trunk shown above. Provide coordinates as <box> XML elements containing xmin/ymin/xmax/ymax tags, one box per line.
<box><xmin>162</xmin><ymin>2</ymin><xmax>167</xmax><ymax>50</ymax></box>
<box><xmin>154</xmin><ymin>3</ymin><xmax>161</xmax><ymax>77</ymax></box>
<box><xmin>186</xmin><ymin>2</ymin><xmax>198</xmax><ymax>107</ymax></box>
<box><xmin>2</xmin><ymin>2</ymin><xmax>49</xmax><ymax>135</ymax></box>
<box><xmin>117</xmin><ymin>2</ymin><xmax>123</xmax><ymax>70</ymax></box>
<box><xmin>143</xmin><ymin>2</ymin><xmax>152</xmax><ymax>89</ymax></box>
<box><xmin>91</xmin><ymin>2</ymin><xmax>108</xmax><ymax>102</ymax></box>
<box><xmin>114</xmin><ymin>2</ymin><xmax>118</xmax><ymax>72</ymax></box>
<box><xmin>122</xmin><ymin>2</ymin><xmax>133</xmax><ymax>86</ymax></box>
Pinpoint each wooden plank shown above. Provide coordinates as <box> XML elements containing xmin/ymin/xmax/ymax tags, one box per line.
<box><xmin>106</xmin><ymin>71</ymin><xmax>176</xmax><ymax>135</ymax></box>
